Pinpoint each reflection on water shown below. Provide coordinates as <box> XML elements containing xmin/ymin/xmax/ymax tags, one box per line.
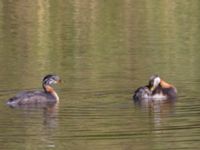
<box><xmin>135</xmin><ymin>99</ymin><xmax>176</xmax><ymax>128</ymax></box>
<box><xmin>9</xmin><ymin>103</ymin><xmax>59</xmax><ymax>129</ymax></box>
<box><xmin>0</xmin><ymin>0</ymin><xmax>200</xmax><ymax>150</ymax></box>
<box><xmin>0</xmin><ymin>102</ymin><xmax>59</xmax><ymax>150</ymax></box>
<box><xmin>43</xmin><ymin>104</ymin><xmax>58</xmax><ymax>129</ymax></box>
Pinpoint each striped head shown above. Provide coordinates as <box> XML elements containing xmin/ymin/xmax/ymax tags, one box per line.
<box><xmin>149</xmin><ymin>75</ymin><xmax>161</xmax><ymax>91</ymax></box>
<box><xmin>42</xmin><ymin>74</ymin><xmax>61</xmax><ymax>86</ymax></box>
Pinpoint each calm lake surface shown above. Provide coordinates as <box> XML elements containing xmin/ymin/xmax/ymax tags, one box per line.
<box><xmin>0</xmin><ymin>1</ymin><xmax>200</xmax><ymax>150</ymax></box>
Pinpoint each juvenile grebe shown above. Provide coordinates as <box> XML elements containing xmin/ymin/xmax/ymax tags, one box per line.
<box><xmin>133</xmin><ymin>75</ymin><xmax>177</xmax><ymax>101</ymax></box>
<box><xmin>7</xmin><ymin>74</ymin><xmax>61</xmax><ymax>107</ymax></box>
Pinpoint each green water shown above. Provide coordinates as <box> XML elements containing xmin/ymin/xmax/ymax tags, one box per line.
<box><xmin>0</xmin><ymin>1</ymin><xmax>200</xmax><ymax>149</ymax></box>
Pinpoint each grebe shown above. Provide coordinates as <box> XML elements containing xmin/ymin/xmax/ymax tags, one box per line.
<box><xmin>7</xmin><ymin>74</ymin><xmax>61</xmax><ymax>107</ymax></box>
<box><xmin>133</xmin><ymin>75</ymin><xmax>177</xmax><ymax>101</ymax></box>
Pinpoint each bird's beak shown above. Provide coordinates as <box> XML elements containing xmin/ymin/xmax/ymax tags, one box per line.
<box><xmin>150</xmin><ymin>86</ymin><xmax>154</xmax><ymax>91</ymax></box>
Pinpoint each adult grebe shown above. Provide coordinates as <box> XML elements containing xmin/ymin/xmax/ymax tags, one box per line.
<box><xmin>7</xmin><ymin>74</ymin><xmax>61</xmax><ymax>107</ymax></box>
<box><xmin>133</xmin><ymin>75</ymin><xmax>177</xmax><ymax>101</ymax></box>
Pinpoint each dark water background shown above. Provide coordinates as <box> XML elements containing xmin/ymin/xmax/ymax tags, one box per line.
<box><xmin>0</xmin><ymin>1</ymin><xmax>200</xmax><ymax>149</ymax></box>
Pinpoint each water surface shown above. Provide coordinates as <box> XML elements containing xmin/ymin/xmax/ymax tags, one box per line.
<box><xmin>0</xmin><ymin>1</ymin><xmax>200</xmax><ymax>150</ymax></box>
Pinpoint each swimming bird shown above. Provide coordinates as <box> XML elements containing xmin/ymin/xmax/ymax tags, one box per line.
<box><xmin>7</xmin><ymin>74</ymin><xmax>61</xmax><ymax>107</ymax></box>
<box><xmin>133</xmin><ymin>75</ymin><xmax>177</xmax><ymax>101</ymax></box>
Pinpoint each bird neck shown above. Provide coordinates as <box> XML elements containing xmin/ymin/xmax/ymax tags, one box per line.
<box><xmin>160</xmin><ymin>80</ymin><xmax>173</xmax><ymax>88</ymax></box>
<box><xmin>43</xmin><ymin>85</ymin><xmax>59</xmax><ymax>101</ymax></box>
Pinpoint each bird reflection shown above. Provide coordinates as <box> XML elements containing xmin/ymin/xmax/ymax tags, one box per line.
<box><xmin>43</xmin><ymin>103</ymin><xmax>58</xmax><ymax>128</ymax></box>
<box><xmin>134</xmin><ymin>99</ymin><xmax>176</xmax><ymax>128</ymax></box>
<box><xmin>7</xmin><ymin>103</ymin><xmax>59</xmax><ymax>148</ymax></box>
<box><xmin>9</xmin><ymin>102</ymin><xmax>59</xmax><ymax>128</ymax></box>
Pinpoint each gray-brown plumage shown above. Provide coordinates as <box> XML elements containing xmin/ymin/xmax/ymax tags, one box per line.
<box><xmin>133</xmin><ymin>75</ymin><xmax>177</xmax><ymax>101</ymax></box>
<box><xmin>7</xmin><ymin>74</ymin><xmax>61</xmax><ymax>107</ymax></box>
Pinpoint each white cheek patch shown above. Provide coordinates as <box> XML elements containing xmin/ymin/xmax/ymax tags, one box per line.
<box><xmin>45</xmin><ymin>79</ymin><xmax>54</xmax><ymax>85</ymax></box>
<box><xmin>49</xmin><ymin>79</ymin><xmax>56</xmax><ymax>84</ymax></box>
<box><xmin>154</xmin><ymin>77</ymin><xmax>161</xmax><ymax>87</ymax></box>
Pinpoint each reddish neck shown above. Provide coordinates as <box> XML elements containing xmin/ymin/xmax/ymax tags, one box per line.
<box><xmin>43</xmin><ymin>85</ymin><xmax>54</xmax><ymax>93</ymax></box>
<box><xmin>43</xmin><ymin>85</ymin><xmax>59</xmax><ymax>101</ymax></box>
<box><xmin>160</xmin><ymin>80</ymin><xmax>173</xmax><ymax>88</ymax></box>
